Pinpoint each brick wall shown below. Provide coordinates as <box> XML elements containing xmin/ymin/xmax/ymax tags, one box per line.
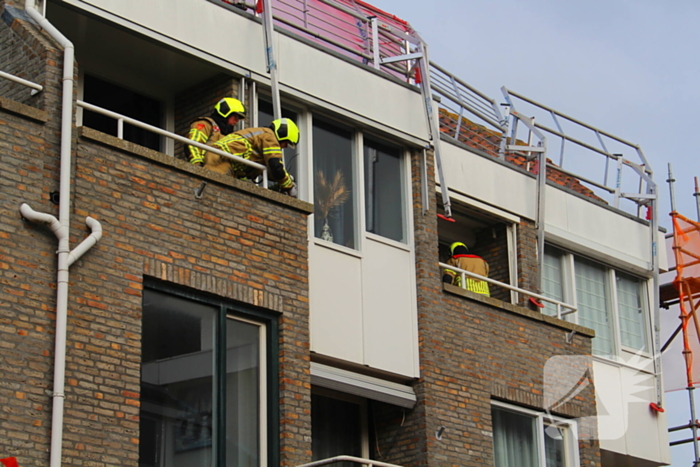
<box><xmin>0</xmin><ymin>6</ymin><xmax>65</xmax><ymax>465</ymax></box>
<box><xmin>0</xmin><ymin>14</ymin><xmax>314</xmax><ymax>462</ymax></box>
<box><xmin>371</xmin><ymin>147</ymin><xmax>602</xmax><ymax>467</ymax></box>
<box><xmin>0</xmin><ymin>4</ymin><xmax>52</xmax><ymax>108</ymax></box>
<box><xmin>475</xmin><ymin>223</ymin><xmax>510</xmax><ymax>302</ymax></box>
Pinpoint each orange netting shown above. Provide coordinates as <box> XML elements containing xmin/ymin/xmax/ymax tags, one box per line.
<box><xmin>672</xmin><ymin>212</ymin><xmax>700</xmax><ymax>386</ymax></box>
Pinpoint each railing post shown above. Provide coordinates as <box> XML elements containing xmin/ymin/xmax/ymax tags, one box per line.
<box><xmin>370</xmin><ymin>16</ymin><xmax>380</xmax><ymax>70</ymax></box>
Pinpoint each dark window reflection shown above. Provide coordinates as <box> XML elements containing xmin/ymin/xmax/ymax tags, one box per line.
<box><xmin>83</xmin><ymin>74</ymin><xmax>161</xmax><ymax>151</ymax></box>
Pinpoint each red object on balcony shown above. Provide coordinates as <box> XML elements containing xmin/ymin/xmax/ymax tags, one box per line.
<box><xmin>0</xmin><ymin>457</ymin><xmax>19</xmax><ymax>467</ymax></box>
<box><xmin>649</xmin><ymin>402</ymin><xmax>665</xmax><ymax>413</ymax></box>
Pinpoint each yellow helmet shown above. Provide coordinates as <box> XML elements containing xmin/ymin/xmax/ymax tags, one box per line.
<box><xmin>214</xmin><ymin>97</ymin><xmax>246</xmax><ymax>119</ymax></box>
<box><xmin>450</xmin><ymin>242</ymin><xmax>469</xmax><ymax>255</ymax></box>
<box><xmin>269</xmin><ymin>118</ymin><xmax>300</xmax><ymax>147</ymax></box>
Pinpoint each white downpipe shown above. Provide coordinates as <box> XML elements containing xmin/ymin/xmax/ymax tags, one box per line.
<box><xmin>21</xmin><ymin>4</ymin><xmax>92</xmax><ymax>467</ymax></box>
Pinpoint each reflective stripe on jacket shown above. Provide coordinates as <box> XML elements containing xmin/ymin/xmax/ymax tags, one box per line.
<box><xmin>444</xmin><ymin>254</ymin><xmax>490</xmax><ymax>296</ymax></box>
<box><xmin>187</xmin><ymin>117</ymin><xmax>223</xmax><ymax>164</ymax></box>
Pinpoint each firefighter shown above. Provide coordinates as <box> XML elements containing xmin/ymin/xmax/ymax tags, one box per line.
<box><xmin>204</xmin><ymin>118</ymin><xmax>298</xmax><ymax>196</ymax></box>
<box><xmin>186</xmin><ymin>97</ymin><xmax>246</xmax><ymax>166</ymax></box>
<box><xmin>442</xmin><ymin>242</ymin><xmax>490</xmax><ymax>296</ymax></box>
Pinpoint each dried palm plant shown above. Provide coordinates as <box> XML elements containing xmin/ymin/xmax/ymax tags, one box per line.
<box><xmin>315</xmin><ymin>169</ymin><xmax>350</xmax><ymax>220</ymax></box>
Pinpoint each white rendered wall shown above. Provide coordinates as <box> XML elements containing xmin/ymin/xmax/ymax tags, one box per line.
<box><xmin>440</xmin><ymin>141</ymin><xmax>666</xmax><ymax>273</ymax></box>
<box><xmin>308</xmin><ymin>239</ymin><xmax>419</xmax><ymax>378</ymax></box>
<box><xmin>308</xmin><ymin>245</ymin><xmax>364</xmax><ymax>364</ymax></box>
<box><xmin>60</xmin><ymin>0</ymin><xmax>428</xmax><ymax>141</ymax></box>
<box><xmin>593</xmin><ymin>360</ymin><xmax>671</xmax><ymax>465</ymax></box>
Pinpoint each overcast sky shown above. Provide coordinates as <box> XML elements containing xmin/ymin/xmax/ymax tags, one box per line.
<box><xmin>368</xmin><ymin>0</ymin><xmax>700</xmax><ymax>464</ymax></box>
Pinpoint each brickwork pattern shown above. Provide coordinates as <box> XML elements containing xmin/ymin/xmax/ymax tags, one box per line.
<box><xmin>0</xmin><ymin>5</ymin><xmax>51</xmax><ymax>108</ymax></box>
<box><xmin>517</xmin><ymin>219</ymin><xmax>540</xmax><ymax>300</ymax></box>
<box><xmin>0</xmin><ymin>6</ymin><xmax>66</xmax><ymax>465</ymax></box>
<box><xmin>0</xmin><ymin>20</ymin><xmax>312</xmax><ymax>464</ymax></box>
<box><xmin>389</xmin><ymin>148</ymin><xmax>602</xmax><ymax>467</ymax></box>
<box><xmin>475</xmin><ymin>223</ymin><xmax>510</xmax><ymax>302</ymax></box>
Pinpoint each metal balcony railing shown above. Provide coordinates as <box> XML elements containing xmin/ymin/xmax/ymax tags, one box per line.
<box><xmin>218</xmin><ymin>0</ymin><xmax>654</xmax><ymax>219</ymax></box>
<box><xmin>439</xmin><ymin>261</ymin><xmax>577</xmax><ymax>320</ymax></box>
<box><xmin>76</xmin><ymin>100</ymin><xmax>269</xmax><ymax>188</ymax></box>
<box><xmin>0</xmin><ymin>70</ymin><xmax>43</xmax><ymax>95</ymax></box>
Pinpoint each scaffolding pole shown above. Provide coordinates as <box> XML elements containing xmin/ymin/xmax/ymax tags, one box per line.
<box><xmin>668</xmin><ymin>163</ymin><xmax>700</xmax><ymax>466</ymax></box>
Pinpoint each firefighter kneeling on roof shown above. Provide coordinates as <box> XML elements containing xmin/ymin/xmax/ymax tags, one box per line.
<box><xmin>442</xmin><ymin>242</ymin><xmax>490</xmax><ymax>296</ymax></box>
<box><xmin>204</xmin><ymin>118</ymin><xmax>298</xmax><ymax>197</ymax></box>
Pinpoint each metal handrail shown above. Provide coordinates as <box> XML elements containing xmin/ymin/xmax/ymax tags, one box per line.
<box><xmin>297</xmin><ymin>455</ymin><xmax>404</xmax><ymax>467</ymax></box>
<box><xmin>0</xmin><ymin>70</ymin><xmax>43</xmax><ymax>95</ymax></box>
<box><xmin>76</xmin><ymin>100</ymin><xmax>269</xmax><ymax>187</ymax></box>
<box><xmin>501</xmin><ymin>86</ymin><xmax>653</xmax><ymax>212</ymax></box>
<box><xmin>439</xmin><ymin>262</ymin><xmax>577</xmax><ymax>320</ymax></box>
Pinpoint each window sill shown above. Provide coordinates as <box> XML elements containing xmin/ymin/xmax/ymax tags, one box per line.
<box><xmin>78</xmin><ymin>126</ymin><xmax>314</xmax><ymax>215</ymax></box>
<box><xmin>365</xmin><ymin>232</ymin><xmax>410</xmax><ymax>252</ymax></box>
<box><xmin>442</xmin><ymin>282</ymin><xmax>595</xmax><ymax>337</ymax></box>
<box><xmin>591</xmin><ymin>353</ymin><xmax>655</xmax><ymax>374</ymax></box>
<box><xmin>312</xmin><ymin>237</ymin><xmax>363</xmax><ymax>258</ymax></box>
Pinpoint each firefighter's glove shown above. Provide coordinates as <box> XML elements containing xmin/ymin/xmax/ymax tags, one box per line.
<box><xmin>282</xmin><ymin>185</ymin><xmax>298</xmax><ymax>198</ymax></box>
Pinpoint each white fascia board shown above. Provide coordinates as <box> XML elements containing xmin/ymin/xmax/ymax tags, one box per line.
<box><xmin>280</xmin><ymin>85</ymin><xmax>429</xmax><ymax>148</ymax></box>
<box><xmin>436</xmin><ymin>185</ymin><xmax>521</xmax><ymax>224</ymax></box>
<box><xmin>310</xmin><ymin>362</ymin><xmax>416</xmax><ymax>409</ymax></box>
<box><xmin>60</xmin><ymin>0</ymin><xmax>255</xmax><ymax>78</ymax></box>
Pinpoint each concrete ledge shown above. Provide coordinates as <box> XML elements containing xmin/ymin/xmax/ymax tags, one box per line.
<box><xmin>78</xmin><ymin>126</ymin><xmax>315</xmax><ymax>215</ymax></box>
<box><xmin>443</xmin><ymin>282</ymin><xmax>595</xmax><ymax>337</ymax></box>
<box><xmin>0</xmin><ymin>96</ymin><xmax>47</xmax><ymax>123</ymax></box>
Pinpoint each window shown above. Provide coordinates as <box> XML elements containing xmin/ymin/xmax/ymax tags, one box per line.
<box><xmin>616</xmin><ymin>272</ymin><xmax>648</xmax><ymax>352</ymax></box>
<box><xmin>542</xmin><ymin>245</ymin><xmax>650</xmax><ymax>358</ymax></box>
<box><xmin>139</xmin><ymin>286</ymin><xmax>278</xmax><ymax>467</ymax></box>
<box><xmin>492</xmin><ymin>402</ymin><xmax>579</xmax><ymax>467</ymax></box>
<box><xmin>311</xmin><ymin>390</ymin><xmax>368</xmax><ymax>467</ymax></box>
<box><xmin>313</xmin><ymin>118</ymin><xmax>356</xmax><ymax>249</ymax></box>
<box><xmin>363</xmin><ymin>137</ymin><xmax>405</xmax><ymax>243</ymax></box>
<box><xmin>82</xmin><ymin>74</ymin><xmax>162</xmax><ymax>151</ymax></box>
<box><xmin>438</xmin><ymin>199</ymin><xmax>517</xmax><ymax>303</ymax></box>
<box><xmin>542</xmin><ymin>246</ymin><xmax>566</xmax><ymax>317</ymax></box>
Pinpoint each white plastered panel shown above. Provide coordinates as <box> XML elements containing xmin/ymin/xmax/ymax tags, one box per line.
<box><xmin>361</xmin><ymin>238</ymin><xmax>419</xmax><ymax>378</ymax></box>
<box><xmin>309</xmin><ymin>244</ymin><xmax>363</xmax><ymax>363</ymax></box>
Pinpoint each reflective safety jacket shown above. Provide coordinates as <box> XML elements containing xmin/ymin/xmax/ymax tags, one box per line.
<box><xmin>206</xmin><ymin>127</ymin><xmax>293</xmax><ymax>189</ymax></box>
<box><xmin>187</xmin><ymin>117</ymin><xmax>224</xmax><ymax>165</ymax></box>
<box><xmin>444</xmin><ymin>254</ymin><xmax>490</xmax><ymax>296</ymax></box>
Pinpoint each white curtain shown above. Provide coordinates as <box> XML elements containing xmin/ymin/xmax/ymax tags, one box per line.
<box><xmin>616</xmin><ymin>273</ymin><xmax>647</xmax><ymax>351</ymax></box>
<box><xmin>542</xmin><ymin>247</ymin><xmax>565</xmax><ymax>317</ymax></box>
<box><xmin>492</xmin><ymin>407</ymin><xmax>538</xmax><ymax>467</ymax></box>
<box><xmin>575</xmin><ymin>258</ymin><xmax>613</xmax><ymax>357</ymax></box>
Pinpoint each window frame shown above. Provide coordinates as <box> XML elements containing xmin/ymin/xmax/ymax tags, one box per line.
<box><xmin>542</xmin><ymin>245</ymin><xmax>653</xmax><ymax>361</ymax></box>
<box><xmin>437</xmin><ymin>193</ymin><xmax>520</xmax><ymax>304</ymax></box>
<box><xmin>360</xmin><ymin>132</ymin><xmax>408</xmax><ymax>245</ymax></box>
<box><xmin>140</xmin><ymin>278</ymin><xmax>280</xmax><ymax>467</ymax></box>
<box><xmin>305</xmin><ymin>110</ymin><xmax>412</xmax><ymax>255</ymax></box>
<box><xmin>491</xmin><ymin>401</ymin><xmax>580</xmax><ymax>467</ymax></box>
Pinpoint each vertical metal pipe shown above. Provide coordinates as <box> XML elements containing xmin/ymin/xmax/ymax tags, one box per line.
<box><xmin>694</xmin><ymin>176</ymin><xmax>700</xmax><ymax>222</ymax></box>
<box><xmin>370</xmin><ymin>17</ymin><xmax>380</xmax><ymax>70</ymax></box>
<box><xmin>668</xmin><ymin>163</ymin><xmax>677</xmax><ymax>212</ymax></box>
<box><xmin>261</xmin><ymin>0</ymin><xmax>281</xmax><ymax>119</ymax></box>
<box><xmin>689</xmin><ymin>387</ymin><xmax>700</xmax><ymax>466</ymax></box>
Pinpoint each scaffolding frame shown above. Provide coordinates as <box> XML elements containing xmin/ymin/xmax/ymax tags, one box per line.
<box><xmin>666</xmin><ymin>169</ymin><xmax>700</xmax><ymax>464</ymax></box>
